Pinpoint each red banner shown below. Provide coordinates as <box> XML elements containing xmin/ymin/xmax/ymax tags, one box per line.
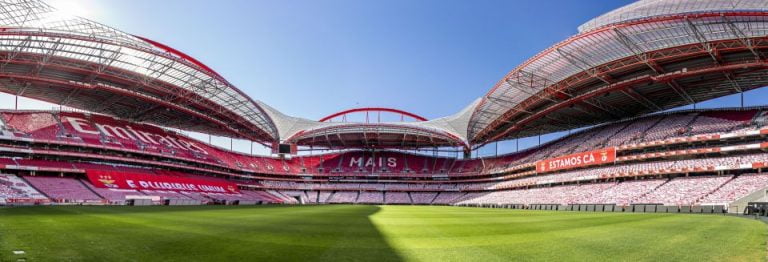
<box><xmin>536</xmin><ymin>147</ymin><xmax>616</xmax><ymax>173</ymax></box>
<box><xmin>86</xmin><ymin>170</ymin><xmax>239</xmax><ymax>193</ymax></box>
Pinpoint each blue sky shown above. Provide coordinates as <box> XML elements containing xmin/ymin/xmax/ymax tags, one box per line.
<box><xmin>9</xmin><ymin>0</ymin><xmax>768</xmax><ymax>157</ymax></box>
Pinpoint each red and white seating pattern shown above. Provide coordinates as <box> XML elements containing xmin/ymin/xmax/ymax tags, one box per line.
<box><xmin>431</xmin><ymin>192</ymin><xmax>466</xmax><ymax>204</ymax></box>
<box><xmin>140</xmin><ymin>190</ymin><xmax>193</xmax><ymax>200</ymax></box>
<box><xmin>357</xmin><ymin>191</ymin><xmax>384</xmax><ymax>203</ymax></box>
<box><xmin>1</xmin><ymin>109</ymin><xmax>767</xmax><ymax>180</ymax></box>
<box><xmin>24</xmin><ymin>176</ymin><xmax>102</xmax><ymax>202</ymax></box>
<box><xmin>240</xmin><ymin>190</ymin><xmax>286</xmax><ymax>203</ymax></box>
<box><xmin>572</xmin><ymin>123</ymin><xmax>627</xmax><ymax>152</ymax></box>
<box><xmin>328</xmin><ymin>191</ymin><xmax>359</xmax><ymax>203</ymax></box>
<box><xmin>0</xmin><ymin>174</ymin><xmax>47</xmax><ymax>203</ymax></box>
<box><xmin>458</xmin><ymin>183</ymin><xmax>616</xmax><ymax>205</ymax></box>
<box><xmin>384</xmin><ymin>192</ymin><xmax>411</xmax><ymax>204</ymax></box>
<box><xmin>1</xmin><ymin>108</ymin><xmax>768</xmax><ymax>207</ymax></box>
<box><xmin>688</xmin><ymin>110</ymin><xmax>756</xmax><ymax>136</ymax></box>
<box><xmin>577</xmin><ymin>179</ymin><xmax>667</xmax><ymax>206</ymax></box>
<box><xmin>642</xmin><ymin>114</ymin><xmax>696</xmax><ymax>141</ymax></box>
<box><xmin>181</xmin><ymin>192</ymin><xmax>211</xmax><ymax>202</ymax></box>
<box><xmin>698</xmin><ymin>173</ymin><xmax>768</xmax><ymax>205</ymax></box>
<box><xmin>633</xmin><ymin>176</ymin><xmax>733</xmax><ymax>206</ymax></box>
<box><xmin>1</xmin><ymin>112</ymin><xmax>63</xmax><ymax>140</ymax></box>
<box><xmin>304</xmin><ymin>191</ymin><xmax>319</xmax><ymax>203</ymax></box>
<box><xmin>410</xmin><ymin>192</ymin><xmax>437</xmax><ymax>204</ymax></box>
<box><xmin>457</xmin><ymin>174</ymin><xmax>762</xmax><ymax>207</ymax></box>
<box><xmin>318</xmin><ymin>191</ymin><xmax>333</xmax><ymax>203</ymax></box>
<box><xmin>82</xmin><ymin>180</ymin><xmax>143</xmax><ymax>203</ymax></box>
<box><xmin>605</xmin><ymin>117</ymin><xmax>659</xmax><ymax>147</ymax></box>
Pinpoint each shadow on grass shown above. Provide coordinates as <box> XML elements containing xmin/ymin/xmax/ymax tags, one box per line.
<box><xmin>0</xmin><ymin>204</ymin><xmax>404</xmax><ymax>261</ymax></box>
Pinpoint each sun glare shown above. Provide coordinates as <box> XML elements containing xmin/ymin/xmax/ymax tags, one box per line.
<box><xmin>46</xmin><ymin>0</ymin><xmax>92</xmax><ymax>17</ymax></box>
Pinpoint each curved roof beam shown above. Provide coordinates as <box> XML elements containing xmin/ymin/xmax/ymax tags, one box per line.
<box><xmin>468</xmin><ymin>0</ymin><xmax>768</xmax><ymax>144</ymax></box>
<box><xmin>0</xmin><ymin>0</ymin><xmax>280</xmax><ymax>142</ymax></box>
<box><xmin>319</xmin><ymin>107</ymin><xmax>428</xmax><ymax>122</ymax></box>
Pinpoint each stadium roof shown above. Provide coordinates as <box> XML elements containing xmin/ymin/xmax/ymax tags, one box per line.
<box><xmin>0</xmin><ymin>0</ymin><xmax>278</xmax><ymax>143</ymax></box>
<box><xmin>2</xmin><ymin>0</ymin><xmax>768</xmax><ymax>150</ymax></box>
<box><xmin>468</xmin><ymin>0</ymin><xmax>768</xmax><ymax>145</ymax></box>
<box><xmin>260</xmin><ymin>101</ymin><xmax>478</xmax><ymax>149</ymax></box>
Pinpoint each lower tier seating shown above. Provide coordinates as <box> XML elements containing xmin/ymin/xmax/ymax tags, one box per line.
<box><xmin>384</xmin><ymin>192</ymin><xmax>411</xmax><ymax>204</ymax></box>
<box><xmin>698</xmin><ymin>173</ymin><xmax>768</xmax><ymax>205</ymax></box>
<box><xmin>328</xmin><ymin>191</ymin><xmax>359</xmax><ymax>203</ymax></box>
<box><xmin>357</xmin><ymin>191</ymin><xmax>384</xmax><ymax>204</ymax></box>
<box><xmin>0</xmin><ymin>174</ymin><xmax>47</xmax><ymax>203</ymax></box>
<box><xmin>410</xmin><ymin>192</ymin><xmax>437</xmax><ymax>204</ymax></box>
<box><xmin>23</xmin><ymin>176</ymin><xmax>102</xmax><ymax>202</ymax></box>
<box><xmin>82</xmin><ymin>180</ymin><xmax>143</xmax><ymax>203</ymax></box>
<box><xmin>634</xmin><ymin>176</ymin><xmax>733</xmax><ymax>206</ymax></box>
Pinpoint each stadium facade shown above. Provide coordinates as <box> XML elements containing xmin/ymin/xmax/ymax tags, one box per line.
<box><xmin>1</xmin><ymin>0</ymin><xmax>768</xmax><ymax>214</ymax></box>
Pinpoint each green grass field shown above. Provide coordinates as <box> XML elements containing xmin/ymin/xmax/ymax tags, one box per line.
<box><xmin>0</xmin><ymin>205</ymin><xmax>765</xmax><ymax>261</ymax></box>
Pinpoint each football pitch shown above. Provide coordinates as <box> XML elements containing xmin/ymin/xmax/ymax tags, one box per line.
<box><xmin>0</xmin><ymin>205</ymin><xmax>765</xmax><ymax>261</ymax></box>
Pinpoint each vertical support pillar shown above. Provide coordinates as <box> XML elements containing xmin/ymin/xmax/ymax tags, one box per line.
<box><xmin>741</xmin><ymin>91</ymin><xmax>744</xmax><ymax>108</ymax></box>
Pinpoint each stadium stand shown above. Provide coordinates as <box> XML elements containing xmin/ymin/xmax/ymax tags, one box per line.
<box><xmin>384</xmin><ymin>192</ymin><xmax>411</xmax><ymax>204</ymax></box>
<box><xmin>1</xmin><ymin>107</ymin><xmax>767</xmax><ymax>212</ymax></box>
<box><xmin>328</xmin><ymin>191</ymin><xmax>359</xmax><ymax>203</ymax></box>
<box><xmin>23</xmin><ymin>176</ymin><xmax>103</xmax><ymax>203</ymax></box>
<box><xmin>432</xmin><ymin>192</ymin><xmax>466</xmax><ymax>205</ymax></box>
<box><xmin>577</xmin><ymin>179</ymin><xmax>667</xmax><ymax>206</ymax></box>
<box><xmin>698</xmin><ymin>174</ymin><xmax>768</xmax><ymax>206</ymax></box>
<box><xmin>0</xmin><ymin>174</ymin><xmax>48</xmax><ymax>204</ymax></box>
<box><xmin>83</xmin><ymin>181</ymin><xmax>143</xmax><ymax>204</ymax></box>
<box><xmin>357</xmin><ymin>191</ymin><xmax>384</xmax><ymax>204</ymax></box>
<box><xmin>623</xmin><ymin>176</ymin><xmax>733</xmax><ymax>206</ymax></box>
<box><xmin>2</xmin><ymin>0</ymin><xmax>768</xmax><ymax>217</ymax></box>
<box><xmin>410</xmin><ymin>192</ymin><xmax>437</xmax><ymax>204</ymax></box>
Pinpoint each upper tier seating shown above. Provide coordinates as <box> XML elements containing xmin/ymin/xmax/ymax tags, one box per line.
<box><xmin>572</xmin><ymin>122</ymin><xmax>627</xmax><ymax>152</ymax></box>
<box><xmin>642</xmin><ymin>114</ymin><xmax>696</xmax><ymax>141</ymax></box>
<box><xmin>604</xmin><ymin>117</ymin><xmax>659</xmax><ymax>147</ymax></box>
<box><xmin>1</xmin><ymin>109</ymin><xmax>765</xmax><ymax>181</ymax></box>
<box><xmin>1</xmin><ymin>112</ymin><xmax>63</xmax><ymax>141</ymax></box>
<box><xmin>688</xmin><ymin>110</ymin><xmax>757</xmax><ymax>135</ymax></box>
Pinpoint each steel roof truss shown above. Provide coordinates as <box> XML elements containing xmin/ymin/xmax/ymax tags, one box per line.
<box><xmin>685</xmin><ymin>18</ymin><xmax>721</xmax><ymax>64</ymax></box>
<box><xmin>621</xmin><ymin>88</ymin><xmax>662</xmax><ymax>111</ymax></box>
<box><xmin>0</xmin><ymin>35</ymin><xmax>31</xmax><ymax>72</ymax></box>
<box><xmin>723</xmin><ymin>16</ymin><xmax>763</xmax><ymax>61</ymax></box>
